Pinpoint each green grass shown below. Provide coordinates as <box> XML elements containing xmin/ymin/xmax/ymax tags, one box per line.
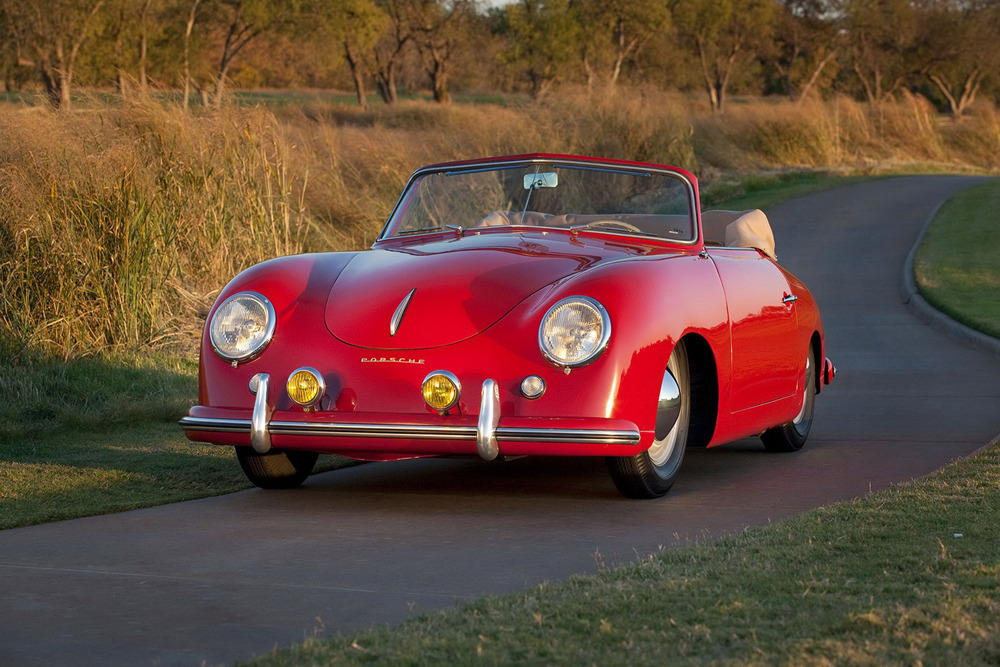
<box><xmin>702</xmin><ymin>170</ymin><xmax>876</xmax><ymax>211</ymax></box>
<box><xmin>915</xmin><ymin>179</ymin><xmax>1000</xmax><ymax>339</ymax></box>
<box><xmin>0</xmin><ymin>352</ymin><xmax>242</xmax><ymax>529</ymax></box>
<box><xmin>0</xmin><ymin>352</ymin><xmax>198</xmax><ymax>443</ymax></box>
<box><xmin>0</xmin><ymin>421</ymin><xmax>248</xmax><ymax>529</ymax></box>
<box><xmin>247</xmin><ymin>441</ymin><xmax>1000</xmax><ymax>665</ymax></box>
<box><xmin>0</xmin><ymin>351</ymin><xmax>352</xmax><ymax>529</ymax></box>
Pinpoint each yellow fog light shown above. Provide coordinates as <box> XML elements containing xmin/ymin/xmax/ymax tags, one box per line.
<box><xmin>286</xmin><ymin>367</ymin><xmax>326</xmax><ymax>407</ymax></box>
<box><xmin>422</xmin><ymin>371</ymin><xmax>461</xmax><ymax>412</ymax></box>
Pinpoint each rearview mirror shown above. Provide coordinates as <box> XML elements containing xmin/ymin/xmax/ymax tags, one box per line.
<box><xmin>524</xmin><ymin>172</ymin><xmax>558</xmax><ymax>190</ymax></box>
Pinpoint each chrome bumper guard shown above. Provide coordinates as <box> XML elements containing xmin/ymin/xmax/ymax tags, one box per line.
<box><xmin>180</xmin><ymin>377</ymin><xmax>640</xmax><ymax>460</ymax></box>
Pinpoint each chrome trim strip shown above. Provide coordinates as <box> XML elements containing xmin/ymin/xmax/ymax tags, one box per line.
<box><xmin>250</xmin><ymin>374</ymin><xmax>272</xmax><ymax>453</ymax></box>
<box><xmin>180</xmin><ymin>416</ymin><xmax>640</xmax><ymax>446</ymax></box>
<box><xmin>179</xmin><ymin>416</ymin><xmax>251</xmax><ymax>433</ymax></box>
<box><xmin>389</xmin><ymin>288</ymin><xmax>416</xmax><ymax>337</ymax></box>
<box><xmin>494</xmin><ymin>427</ymin><xmax>640</xmax><ymax>445</ymax></box>
<box><xmin>476</xmin><ymin>379</ymin><xmax>501</xmax><ymax>460</ymax></box>
<box><xmin>270</xmin><ymin>421</ymin><xmax>477</xmax><ymax>440</ymax></box>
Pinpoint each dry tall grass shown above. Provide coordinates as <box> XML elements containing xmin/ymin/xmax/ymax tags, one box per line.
<box><xmin>1</xmin><ymin>89</ymin><xmax>997</xmax><ymax>360</ymax></box>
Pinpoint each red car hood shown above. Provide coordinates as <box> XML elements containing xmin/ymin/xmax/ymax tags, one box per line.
<box><xmin>326</xmin><ymin>231</ymin><xmax>647</xmax><ymax>350</ymax></box>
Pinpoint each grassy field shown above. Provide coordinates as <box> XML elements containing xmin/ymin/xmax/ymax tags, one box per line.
<box><xmin>915</xmin><ymin>179</ymin><xmax>1000</xmax><ymax>339</ymax></box>
<box><xmin>0</xmin><ymin>349</ymin><xmax>355</xmax><ymax>529</ymax></box>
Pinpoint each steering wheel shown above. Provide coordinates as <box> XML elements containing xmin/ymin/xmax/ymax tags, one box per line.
<box><xmin>576</xmin><ymin>220</ymin><xmax>643</xmax><ymax>233</ymax></box>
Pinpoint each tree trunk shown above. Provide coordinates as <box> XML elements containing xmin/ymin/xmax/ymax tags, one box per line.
<box><xmin>796</xmin><ymin>50</ymin><xmax>837</xmax><ymax>103</ymax></box>
<box><xmin>113</xmin><ymin>6</ymin><xmax>128</xmax><ymax>96</ymax></box>
<box><xmin>138</xmin><ymin>0</ymin><xmax>152</xmax><ymax>91</ymax></box>
<box><xmin>183</xmin><ymin>0</ymin><xmax>200</xmax><ymax>110</ymax></box>
<box><xmin>375</xmin><ymin>65</ymin><xmax>398</xmax><ymax>104</ymax></box>
<box><xmin>930</xmin><ymin>70</ymin><xmax>983</xmax><ymax>120</ymax></box>
<box><xmin>344</xmin><ymin>42</ymin><xmax>368</xmax><ymax>110</ymax></box>
<box><xmin>696</xmin><ymin>39</ymin><xmax>719</xmax><ymax>112</ymax></box>
<box><xmin>430</xmin><ymin>60</ymin><xmax>449</xmax><ymax>103</ymax></box>
<box><xmin>38</xmin><ymin>60</ymin><xmax>60</xmax><ymax>108</ymax></box>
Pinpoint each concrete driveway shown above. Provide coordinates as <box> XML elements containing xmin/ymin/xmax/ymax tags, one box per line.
<box><xmin>2</xmin><ymin>176</ymin><xmax>998</xmax><ymax>666</ymax></box>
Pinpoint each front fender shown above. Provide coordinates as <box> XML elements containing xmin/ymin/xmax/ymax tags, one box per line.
<box><xmin>508</xmin><ymin>251</ymin><xmax>731</xmax><ymax>433</ymax></box>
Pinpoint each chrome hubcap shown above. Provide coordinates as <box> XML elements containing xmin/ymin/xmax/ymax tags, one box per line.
<box><xmin>792</xmin><ymin>356</ymin><xmax>812</xmax><ymax>426</ymax></box>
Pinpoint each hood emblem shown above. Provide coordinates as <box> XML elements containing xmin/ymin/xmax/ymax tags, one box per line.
<box><xmin>390</xmin><ymin>288</ymin><xmax>416</xmax><ymax>337</ymax></box>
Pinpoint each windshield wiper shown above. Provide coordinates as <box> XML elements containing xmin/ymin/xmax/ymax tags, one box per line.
<box><xmin>397</xmin><ymin>226</ymin><xmax>443</xmax><ymax>236</ymax></box>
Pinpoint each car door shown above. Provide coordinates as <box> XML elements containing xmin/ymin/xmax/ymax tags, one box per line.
<box><xmin>709</xmin><ymin>249</ymin><xmax>801</xmax><ymax>412</ymax></box>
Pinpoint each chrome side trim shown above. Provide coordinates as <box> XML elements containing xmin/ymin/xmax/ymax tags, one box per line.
<box><xmin>180</xmin><ymin>416</ymin><xmax>640</xmax><ymax>446</ymax></box>
<box><xmin>250</xmin><ymin>374</ymin><xmax>273</xmax><ymax>453</ymax></box>
<box><xmin>270</xmin><ymin>422</ymin><xmax>477</xmax><ymax>440</ymax></box>
<box><xmin>389</xmin><ymin>288</ymin><xmax>416</xmax><ymax>337</ymax></box>
<box><xmin>476</xmin><ymin>379</ymin><xmax>500</xmax><ymax>461</ymax></box>
<box><xmin>494</xmin><ymin>427</ymin><xmax>640</xmax><ymax>445</ymax></box>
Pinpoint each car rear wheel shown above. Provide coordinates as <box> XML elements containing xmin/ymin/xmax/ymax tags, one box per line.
<box><xmin>761</xmin><ymin>352</ymin><xmax>816</xmax><ymax>452</ymax></box>
<box><xmin>606</xmin><ymin>340</ymin><xmax>691</xmax><ymax>499</ymax></box>
<box><xmin>236</xmin><ymin>447</ymin><xmax>318</xmax><ymax>489</ymax></box>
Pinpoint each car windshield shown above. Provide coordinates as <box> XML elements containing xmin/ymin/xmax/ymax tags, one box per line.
<box><xmin>383</xmin><ymin>161</ymin><xmax>696</xmax><ymax>242</ymax></box>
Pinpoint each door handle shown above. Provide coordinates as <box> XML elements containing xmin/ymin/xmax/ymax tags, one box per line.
<box><xmin>782</xmin><ymin>294</ymin><xmax>798</xmax><ymax>304</ymax></box>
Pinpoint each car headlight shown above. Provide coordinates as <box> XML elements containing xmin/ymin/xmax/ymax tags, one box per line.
<box><xmin>209</xmin><ymin>291</ymin><xmax>276</xmax><ymax>363</ymax></box>
<box><xmin>539</xmin><ymin>296</ymin><xmax>611</xmax><ymax>367</ymax></box>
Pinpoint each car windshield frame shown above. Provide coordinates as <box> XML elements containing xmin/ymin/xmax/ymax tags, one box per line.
<box><xmin>377</xmin><ymin>157</ymin><xmax>700</xmax><ymax>245</ymax></box>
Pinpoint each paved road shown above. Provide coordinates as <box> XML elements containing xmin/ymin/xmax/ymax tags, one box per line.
<box><xmin>3</xmin><ymin>176</ymin><xmax>999</xmax><ymax>666</ymax></box>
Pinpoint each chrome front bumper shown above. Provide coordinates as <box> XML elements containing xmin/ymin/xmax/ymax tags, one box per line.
<box><xmin>180</xmin><ymin>376</ymin><xmax>641</xmax><ymax>460</ymax></box>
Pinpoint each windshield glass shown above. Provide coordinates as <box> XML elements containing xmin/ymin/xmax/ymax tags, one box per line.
<box><xmin>383</xmin><ymin>161</ymin><xmax>695</xmax><ymax>242</ymax></box>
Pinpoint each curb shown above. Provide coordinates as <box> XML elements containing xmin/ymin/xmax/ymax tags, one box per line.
<box><xmin>901</xmin><ymin>194</ymin><xmax>1000</xmax><ymax>360</ymax></box>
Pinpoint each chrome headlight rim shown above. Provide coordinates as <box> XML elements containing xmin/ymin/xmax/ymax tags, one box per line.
<box><xmin>538</xmin><ymin>295</ymin><xmax>611</xmax><ymax>368</ymax></box>
<box><xmin>209</xmin><ymin>291</ymin><xmax>276</xmax><ymax>364</ymax></box>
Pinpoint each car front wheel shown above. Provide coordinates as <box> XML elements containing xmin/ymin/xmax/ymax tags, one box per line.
<box><xmin>236</xmin><ymin>447</ymin><xmax>318</xmax><ymax>489</ymax></box>
<box><xmin>606</xmin><ymin>340</ymin><xmax>691</xmax><ymax>499</ymax></box>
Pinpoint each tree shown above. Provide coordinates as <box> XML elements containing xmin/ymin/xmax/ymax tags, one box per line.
<box><xmin>671</xmin><ymin>0</ymin><xmax>776</xmax><ymax>112</ymax></box>
<box><xmin>409</xmin><ymin>0</ymin><xmax>473</xmax><ymax>103</ymax></box>
<box><xmin>305</xmin><ymin>0</ymin><xmax>385</xmax><ymax>109</ymax></box>
<box><xmin>372</xmin><ymin>0</ymin><xmax>414</xmax><ymax>104</ymax></box>
<box><xmin>571</xmin><ymin>0</ymin><xmax>669</xmax><ymax>87</ymax></box>
<box><xmin>914</xmin><ymin>0</ymin><xmax>1000</xmax><ymax>118</ymax></box>
<box><xmin>207</xmin><ymin>0</ymin><xmax>291</xmax><ymax>106</ymax></box>
<box><xmin>499</xmin><ymin>0</ymin><xmax>580</xmax><ymax>99</ymax></box>
<box><xmin>840</xmin><ymin>0</ymin><xmax>918</xmax><ymax>104</ymax></box>
<box><xmin>771</xmin><ymin>0</ymin><xmax>841</xmax><ymax>102</ymax></box>
<box><xmin>2</xmin><ymin>0</ymin><xmax>106</xmax><ymax>108</ymax></box>
<box><xmin>182</xmin><ymin>0</ymin><xmax>202</xmax><ymax>108</ymax></box>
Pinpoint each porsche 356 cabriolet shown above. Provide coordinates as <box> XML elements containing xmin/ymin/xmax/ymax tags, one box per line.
<box><xmin>181</xmin><ymin>154</ymin><xmax>834</xmax><ymax>499</ymax></box>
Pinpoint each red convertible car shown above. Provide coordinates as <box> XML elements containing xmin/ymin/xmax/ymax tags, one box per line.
<box><xmin>181</xmin><ymin>154</ymin><xmax>834</xmax><ymax>498</ymax></box>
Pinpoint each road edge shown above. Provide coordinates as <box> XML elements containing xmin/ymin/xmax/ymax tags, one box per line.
<box><xmin>901</xmin><ymin>194</ymin><xmax>1000</xmax><ymax>360</ymax></box>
